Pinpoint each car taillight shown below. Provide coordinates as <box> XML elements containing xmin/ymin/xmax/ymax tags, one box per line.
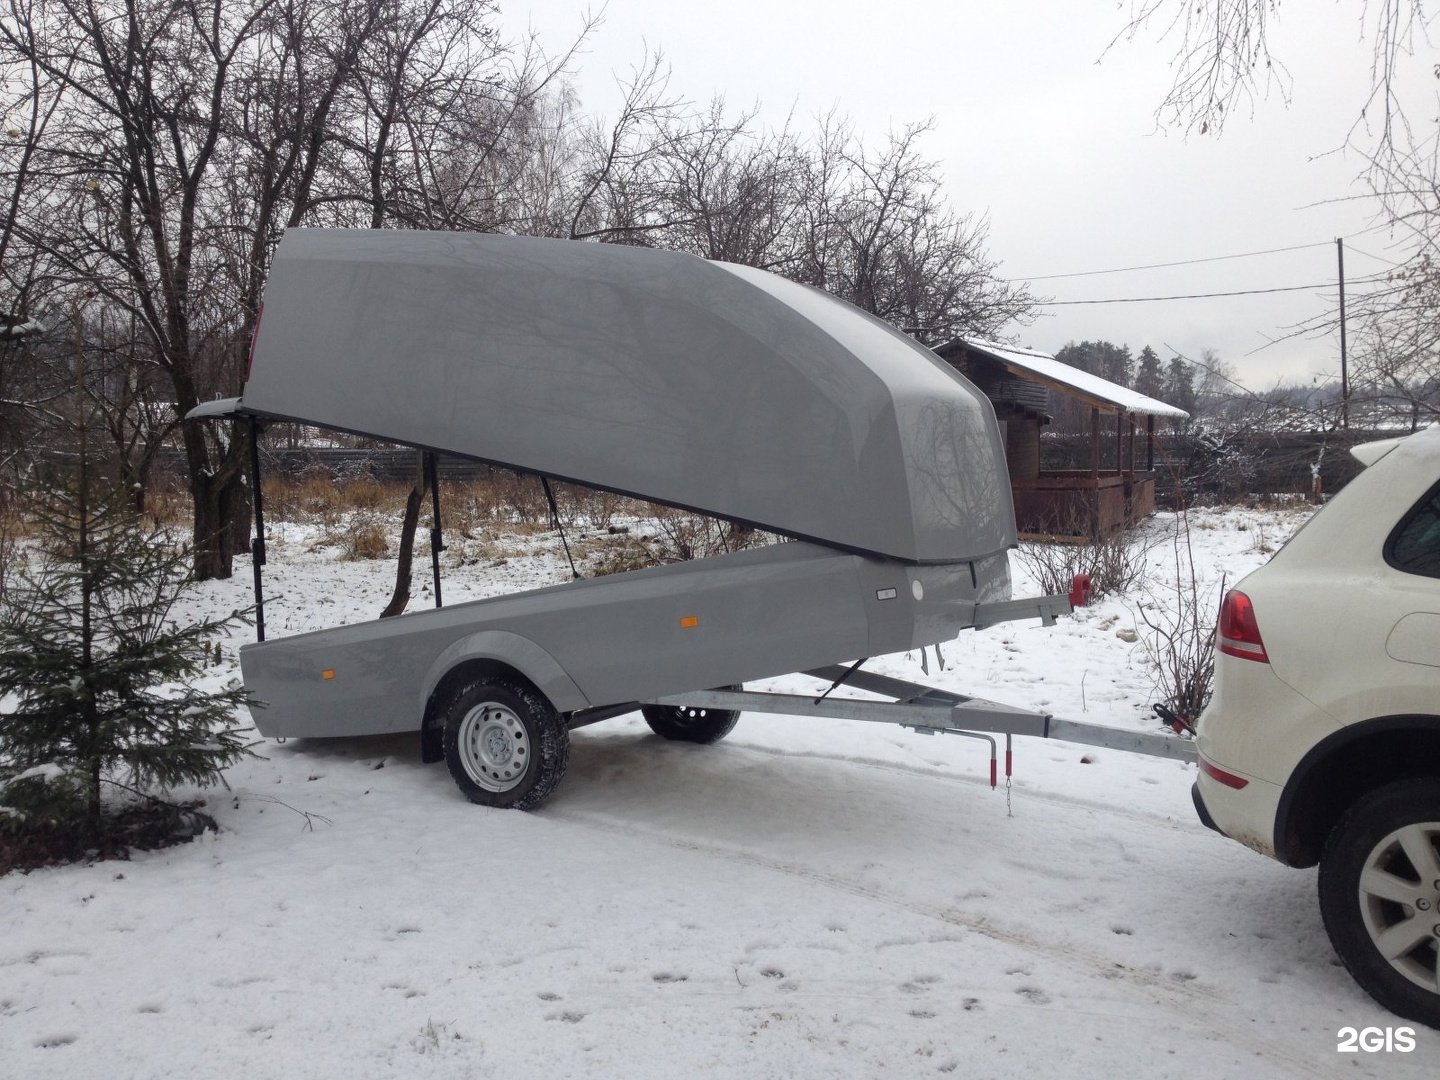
<box><xmin>1199</xmin><ymin>755</ymin><xmax>1249</xmax><ymax>789</ymax></box>
<box><xmin>1218</xmin><ymin>589</ymin><xmax>1269</xmax><ymax>663</ymax></box>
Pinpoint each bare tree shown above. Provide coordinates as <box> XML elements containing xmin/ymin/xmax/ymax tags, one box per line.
<box><xmin>1114</xmin><ymin>0</ymin><xmax>1430</xmax><ymax>153</ymax></box>
<box><xmin>0</xmin><ymin>0</ymin><xmax>583</xmax><ymax>580</ymax></box>
<box><xmin>1117</xmin><ymin>1</ymin><xmax>1439</xmax><ymax>431</ymax></box>
<box><xmin>793</xmin><ymin>118</ymin><xmax>1035</xmax><ymax>341</ymax></box>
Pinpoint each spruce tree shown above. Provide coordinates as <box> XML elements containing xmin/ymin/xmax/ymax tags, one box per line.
<box><xmin>1135</xmin><ymin>346</ymin><xmax>1166</xmax><ymax>400</ymax></box>
<box><xmin>0</xmin><ymin>353</ymin><xmax>253</xmax><ymax>860</ymax></box>
<box><xmin>1165</xmin><ymin>356</ymin><xmax>1198</xmax><ymax>432</ymax></box>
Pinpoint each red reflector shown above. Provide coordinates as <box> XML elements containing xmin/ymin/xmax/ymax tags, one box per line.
<box><xmin>1200</xmin><ymin>756</ymin><xmax>1249</xmax><ymax>789</ymax></box>
<box><xmin>1217</xmin><ymin>589</ymin><xmax>1269</xmax><ymax>663</ymax></box>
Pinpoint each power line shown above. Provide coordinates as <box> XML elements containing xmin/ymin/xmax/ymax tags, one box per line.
<box><xmin>1343</xmin><ymin>244</ymin><xmax>1405</xmax><ymax>267</ymax></box>
<box><xmin>1009</xmin><ymin>241</ymin><xmax>1333</xmax><ymax>282</ymax></box>
<box><xmin>1036</xmin><ymin>276</ymin><xmax>1388</xmax><ymax>305</ymax></box>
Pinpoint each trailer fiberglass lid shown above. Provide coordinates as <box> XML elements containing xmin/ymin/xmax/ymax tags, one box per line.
<box><xmin>223</xmin><ymin>229</ymin><xmax>1015</xmax><ymax>564</ymax></box>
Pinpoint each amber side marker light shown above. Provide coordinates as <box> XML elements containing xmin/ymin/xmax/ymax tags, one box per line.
<box><xmin>679</xmin><ymin>616</ymin><xmax>699</xmax><ymax>629</ymax></box>
<box><xmin>321</xmin><ymin>669</ymin><xmax>335</xmax><ymax>680</ymax></box>
<box><xmin>1200</xmin><ymin>755</ymin><xmax>1250</xmax><ymax>789</ymax></box>
<box><xmin>1217</xmin><ymin>589</ymin><xmax>1269</xmax><ymax>663</ymax></box>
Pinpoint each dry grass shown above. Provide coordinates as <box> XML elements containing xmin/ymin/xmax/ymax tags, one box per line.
<box><xmin>140</xmin><ymin>473</ymin><xmax>194</xmax><ymax>529</ymax></box>
<box><xmin>265</xmin><ymin>473</ymin><xmax>411</xmax><ymax>526</ymax></box>
<box><xmin>339</xmin><ymin>515</ymin><xmax>390</xmax><ymax>560</ymax></box>
<box><xmin>41</xmin><ymin>469</ymin><xmax>773</xmax><ymax>576</ymax></box>
<box><xmin>589</xmin><ymin>535</ymin><xmax>663</xmax><ymax>576</ymax></box>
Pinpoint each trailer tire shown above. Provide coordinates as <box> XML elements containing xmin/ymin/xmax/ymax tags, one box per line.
<box><xmin>1318</xmin><ymin>778</ymin><xmax>1440</xmax><ymax>1029</ymax></box>
<box><xmin>641</xmin><ymin>687</ymin><xmax>741</xmax><ymax>744</ymax></box>
<box><xmin>443</xmin><ymin>676</ymin><xmax>569</xmax><ymax>809</ymax></box>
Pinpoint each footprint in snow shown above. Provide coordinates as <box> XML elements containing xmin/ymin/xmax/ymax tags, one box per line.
<box><xmin>546</xmin><ymin>1011</ymin><xmax>585</xmax><ymax>1023</ymax></box>
<box><xmin>901</xmin><ymin>974</ymin><xmax>941</xmax><ymax>993</ymax></box>
<box><xmin>651</xmin><ymin>972</ymin><xmax>688</xmax><ymax>984</ymax></box>
<box><xmin>1015</xmin><ymin>986</ymin><xmax>1051</xmax><ymax>1005</ymax></box>
<box><xmin>536</xmin><ymin>991</ymin><xmax>561</xmax><ymax>1001</ymax></box>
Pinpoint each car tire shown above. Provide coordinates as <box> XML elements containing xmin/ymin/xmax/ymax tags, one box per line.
<box><xmin>641</xmin><ymin>687</ymin><xmax>741</xmax><ymax>744</ymax></box>
<box><xmin>1318</xmin><ymin>778</ymin><xmax>1440</xmax><ymax>1029</ymax></box>
<box><xmin>443</xmin><ymin>676</ymin><xmax>569</xmax><ymax>809</ymax></box>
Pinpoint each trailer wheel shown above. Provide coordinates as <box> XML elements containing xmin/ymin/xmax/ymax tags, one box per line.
<box><xmin>1318</xmin><ymin>779</ymin><xmax>1440</xmax><ymax>1029</ymax></box>
<box><xmin>443</xmin><ymin>676</ymin><xmax>569</xmax><ymax>809</ymax></box>
<box><xmin>641</xmin><ymin>687</ymin><xmax>741</xmax><ymax>744</ymax></box>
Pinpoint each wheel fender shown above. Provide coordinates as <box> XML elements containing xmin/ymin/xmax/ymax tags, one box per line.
<box><xmin>419</xmin><ymin>631</ymin><xmax>591</xmax><ymax>717</ymax></box>
<box><xmin>1274</xmin><ymin>713</ymin><xmax>1440</xmax><ymax>866</ymax></box>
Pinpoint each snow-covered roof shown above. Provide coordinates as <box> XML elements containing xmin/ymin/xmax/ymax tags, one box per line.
<box><xmin>939</xmin><ymin>337</ymin><xmax>1190</xmax><ymax>419</ymax></box>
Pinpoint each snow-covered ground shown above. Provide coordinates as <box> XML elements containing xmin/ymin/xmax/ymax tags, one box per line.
<box><xmin>3</xmin><ymin>506</ymin><xmax>1434</xmax><ymax>1078</ymax></box>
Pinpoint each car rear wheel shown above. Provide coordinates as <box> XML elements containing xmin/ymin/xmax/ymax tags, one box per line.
<box><xmin>1319</xmin><ymin>778</ymin><xmax>1440</xmax><ymax>1029</ymax></box>
<box><xmin>641</xmin><ymin>686</ymin><xmax>741</xmax><ymax>744</ymax></box>
<box><xmin>443</xmin><ymin>676</ymin><xmax>569</xmax><ymax>809</ymax></box>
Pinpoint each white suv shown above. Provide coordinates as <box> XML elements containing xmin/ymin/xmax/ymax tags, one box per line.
<box><xmin>1194</xmin><ymin>423</ymin><xmax>1440</xmax><ymax>1027</ymax></box>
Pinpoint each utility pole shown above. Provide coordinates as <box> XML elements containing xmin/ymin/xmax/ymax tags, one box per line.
<box><xmin>1336</xmin><ymin>237</ymin><xmax>1349</xmax><ymax>430</ymax></box>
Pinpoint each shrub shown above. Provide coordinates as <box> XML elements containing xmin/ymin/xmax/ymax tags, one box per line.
<box><xmin>340</xmin><ymin>514</ymin><xmax>390</xmax><ymax>560</ymax></box>
<box><xmin>1135</xmin><ymin>513</ymin><xmax>1218</xmax><ymax>724</ymax></box>
<box><xmin>1015</xmin><ymin>525</ymin><xmax>1154</xmax><ymax>600</ymax></box>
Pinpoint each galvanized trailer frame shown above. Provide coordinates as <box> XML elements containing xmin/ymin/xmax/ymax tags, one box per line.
<box><xmin>654</xmin><ymin>667</ymin><xmax>1197</xmax><ymax>768</ymax></box>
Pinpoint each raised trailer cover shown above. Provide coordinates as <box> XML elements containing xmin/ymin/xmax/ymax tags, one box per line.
<box><xmin>236</xmin><ymin>230</ymin><xmax>1015</xmax><ymax>564</ymax></box>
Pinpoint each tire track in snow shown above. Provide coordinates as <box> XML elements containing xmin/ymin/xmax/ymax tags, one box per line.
<box><xmin>549</xmin><ymin>805</ymin><xmax>1329</xmax><ymax>1079</ymax></box>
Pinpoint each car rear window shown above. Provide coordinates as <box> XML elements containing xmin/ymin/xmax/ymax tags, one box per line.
<box><xmin>1387</xmin><ymin>482</ymin><xmax>1440</xmax><ymax>577</ymax></box>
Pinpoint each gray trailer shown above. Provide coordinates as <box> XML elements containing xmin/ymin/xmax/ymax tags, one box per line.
<box><xmin>191</xmin><ymin>230</ymin><xmax>1189</xmax><ymax>809</ymax></box>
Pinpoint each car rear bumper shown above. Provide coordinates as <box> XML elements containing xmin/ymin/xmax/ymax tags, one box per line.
<box><xmin>1191</xmin><ymin>781</ymin><xmax>1220</xmax><ymax>834</ymax></box>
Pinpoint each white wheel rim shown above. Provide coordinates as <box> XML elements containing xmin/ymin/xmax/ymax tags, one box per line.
<box><xmin>1358</xmin><ymin>821</ymin><xmax>1440</xmax><ymax>994</ymax></box>
<box><xmin>456</xmin><ymin>702</ymin><xmax>530</xmax><ymax>793</ymax></box>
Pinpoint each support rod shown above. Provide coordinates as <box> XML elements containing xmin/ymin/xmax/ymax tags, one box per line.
<box><xmin>248</xmin><ymin>415</ymin><xmax>267</xmax><ymax>642</ymax></box>
<box><xmin>1336</xmin><ymin>237</ymin><xmax>1349</xmax><ymax>430</ymax></box>
<box><xmin>426</xmin><ymin>451</ymin><xmax>444</xmax><ymax>608</ymax></box>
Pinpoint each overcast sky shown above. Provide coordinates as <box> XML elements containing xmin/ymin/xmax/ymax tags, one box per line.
<box><xmin>511</xmin><ymin>1</ymin><xmax>1428</xmax><ymax>390</ymax></box>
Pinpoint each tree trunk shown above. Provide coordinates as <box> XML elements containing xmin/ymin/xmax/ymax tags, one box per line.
<box><xmin>380</xmin><ymin>451</ymin><xmax>429</xmax><ymax>619</ymax></box>
<box><xmin>188</xmin><ymin>421</ymin><xmax>251</xmax><ymax>581</ymax></box>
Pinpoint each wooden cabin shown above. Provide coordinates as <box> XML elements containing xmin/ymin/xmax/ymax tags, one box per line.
<box><xmin>934</xmin><ymin>337</ymin><xmax>1190</xmax><ymax>540</ymax></box>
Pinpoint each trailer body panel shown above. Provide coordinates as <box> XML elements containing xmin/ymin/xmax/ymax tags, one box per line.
<box><xmin>239</xmin><ymin>541</ymin><xmax>1011</xmax><ymax>739</ymax></box>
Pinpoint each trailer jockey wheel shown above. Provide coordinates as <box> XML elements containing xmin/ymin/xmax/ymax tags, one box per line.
<box><xmin>641</xmin><ymin>687</ymin><xmax>742</xmax><ymax>744</ymax></box>
<box><xmin>443</xmin><ymin>676</ymin><xmax>569</xmax><ymax>809</ymax></box>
